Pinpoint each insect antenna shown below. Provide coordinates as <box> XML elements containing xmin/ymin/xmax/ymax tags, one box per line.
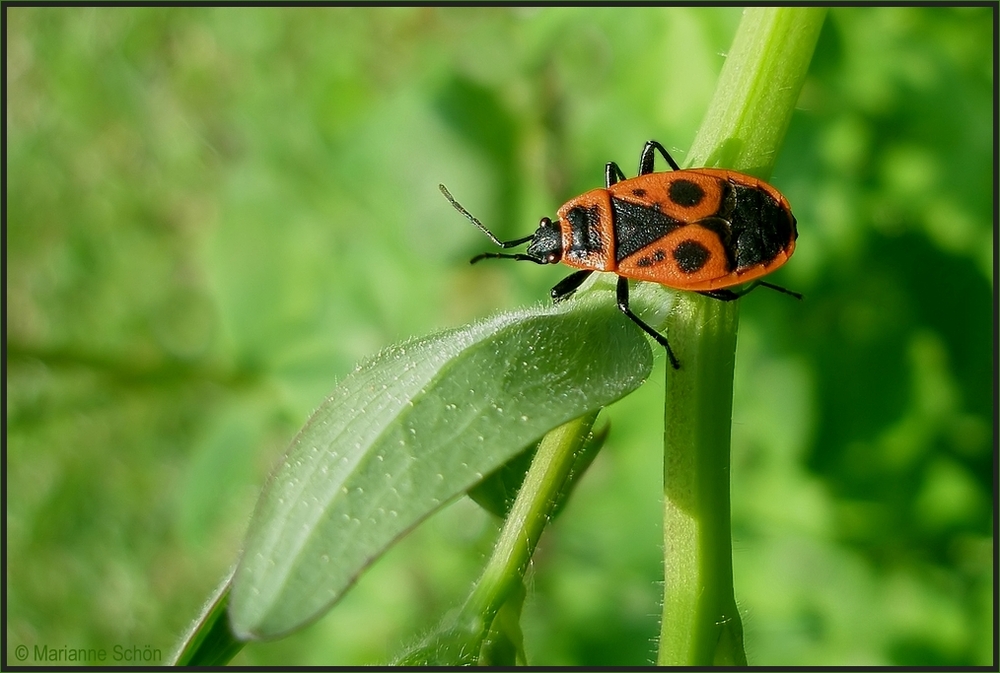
<box><xmin>470</xmin><ymin>251</ymin><xmax>546</xmax><ymax>265</ymax></box>
<box><xmin>439</xmin><ymin>184</ymin><xmax>533</xmax><ymax>249</ymax></box>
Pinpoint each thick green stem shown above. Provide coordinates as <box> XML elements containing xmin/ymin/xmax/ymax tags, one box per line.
<box><xmin>659</xmin><ymin>294</ymin><xmax>743</xmax><ymax>665</ymax></box>
<box><xmin>686</xmin><ymin>8</ymin><xmax>829</xmax><ymax>177</ymax></box>
<box><xmin>656</xmin><ymin>7</ymin><xmax>827</xmax><ymax>666</ymax></box>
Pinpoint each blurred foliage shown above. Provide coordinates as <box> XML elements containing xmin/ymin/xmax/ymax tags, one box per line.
<box><xmin>6</xmin><ymin>6</ymin><xmax>993</xmax><ymax>666</ymax></box>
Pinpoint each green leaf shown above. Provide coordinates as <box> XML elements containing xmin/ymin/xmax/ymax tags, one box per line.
<box><xmin>229</xmin><ymin>293</ymin><xmax>652</xmax><ymax>640</ymax></box>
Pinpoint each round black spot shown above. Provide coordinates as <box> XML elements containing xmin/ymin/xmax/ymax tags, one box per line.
<box><xmin>673</xmin><ymin>239</ymin><xmax>710</xmax><ymax>274</ymax></box>
<box><xmin>668</xmin><ymin>179</ymin><xmax>704</xmax><ymax>208</ymax></box>
<box><xmin>631</xmin><ymin>188</ymin><xmax>647</xmax><ymax>197</ymax></box>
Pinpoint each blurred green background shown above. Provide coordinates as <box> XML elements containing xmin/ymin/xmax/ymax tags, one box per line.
<box><xmin>6</xmin><ymin>7</ymin><xmax>993</xmax><ymax>666</ymax></box>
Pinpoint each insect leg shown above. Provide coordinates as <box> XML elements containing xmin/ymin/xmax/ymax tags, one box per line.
<box><xmin>757</xmin><ymin>281</ymin><xmax>804</xmax><ymax>300</ymax></box>
<box><xmin>605</xmin><ymin>162</ymin><xmax>627</xmax><ymax>188</ymax></box>
<box><xmin>617</xmin><ymin>276</ymin><xmax>680</xmax><ymax>369</ymax></box>
<box><xmin>699</xmin><ymin>281</ymin><xmax>803</xmax><ymax>302</ymax></box>
<box><xmin>638</xmin><ymin>140</ymin><xmax>681</xmax><ymax>175</ymax></box>
<box><xmin>550</xmin><ymin>269</ymin><xmax>593</xmax><ymax>303</ymax></box>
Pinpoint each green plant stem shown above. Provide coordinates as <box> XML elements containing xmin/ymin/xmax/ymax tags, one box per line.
<box><xmin>462</xmin><ymin>412</ymin><xmax>599</xmax><ymax>624</ymax></box>
<box><xmin>659</xmin><ymin>294</ymin><xmax>743</xmax><ymax>665</ymax></box>
<box><xmin>686</xmin><ymin>7</ymin><xmax>829</xmax><ymax>176</ymax></box>
<box><xmin>656</xmin><ymin>7</ymin><xmax>827</xmax><ymax>666</ymax></box>
<box><xmin>170</xmin><ymin>573</ymin><xmax>243</xmax><ymax>666</ymax></box>
<box><xmin>394</xmin><ymin>412</ymin><xmax>599</xmax><ymax>665</ymax></box>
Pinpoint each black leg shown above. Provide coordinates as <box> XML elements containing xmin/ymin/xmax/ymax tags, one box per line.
<box><xmin>638</xmin><ymin>140</ymin><xmax>680</xmax><ymax>175</ymax></box>
<box><xmin>757</xmin><ymin>281</ymin><xmax>804</xmax><ymax>300</ymax></box>
<box><xmin>698</xmin><ymin>288</ymin><xmax>741</xmax><ymax>301</ymax></box>
<box><xmin>605</xmin><ymin>162</ymin><xmax>627</xmax><ymax>188</ymax></box>
<box><xmin>699</xmin><ymin>280</ymin><xmax>804</xmax><ymax>302</ymax></box>
<box><xmin>617</xmin><ymin>276</ymin><xmax>680</xmax><ymax>369</ymax></box>
<box><xmin>550</xmin><ymin>269</ymin><xmax>594</xmax><ymax>303</ymax></box>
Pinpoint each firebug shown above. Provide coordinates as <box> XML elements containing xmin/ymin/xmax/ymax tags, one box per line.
<box><xmin>441</xmin><ymin>140</ymin><xmax>800</xmax><ymax>368</ymax></box>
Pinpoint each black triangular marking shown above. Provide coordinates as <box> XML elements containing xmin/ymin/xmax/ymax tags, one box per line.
<box><xmin>612</xmin><ymin>198</ymin><xmax>682</xmax><ymax>263</ymax></box>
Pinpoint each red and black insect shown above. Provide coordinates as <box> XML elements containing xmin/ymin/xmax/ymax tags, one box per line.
<box><xmin>441</xmin><ymin>140</ymin><xmax>800</xmax><ymax>368</ymax></box>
